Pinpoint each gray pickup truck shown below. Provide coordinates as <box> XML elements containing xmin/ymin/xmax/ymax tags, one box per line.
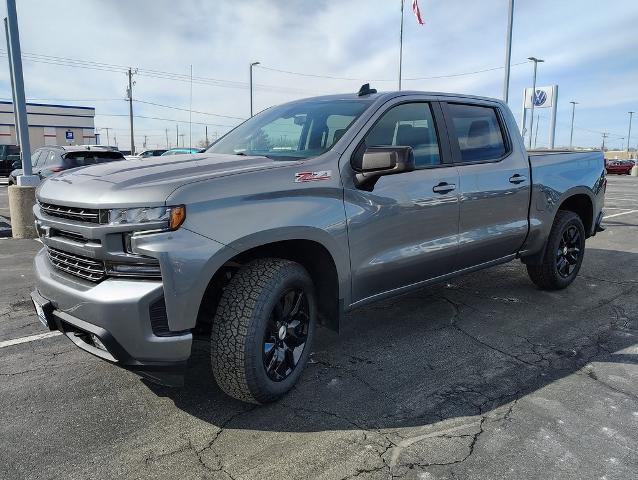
<box><xmin>31</xmin><ymin>87</ymin><xmax>605</xmax><ymax>404</ymax></box>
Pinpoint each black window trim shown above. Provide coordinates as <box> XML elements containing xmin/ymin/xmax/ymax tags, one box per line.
<box><xmin>441</xmin><ymin>101</ymin><xmax>513</xmax><ymax>166</ymax></box>
<box><xmin>350</xmin><ymin>99</ymin><xmax>455</xmax><ymax>172</ymax></box>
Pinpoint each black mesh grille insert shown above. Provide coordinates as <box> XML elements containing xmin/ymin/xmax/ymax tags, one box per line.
<box><xmin>149</xmin><ymin>297</ymin><xmax>171</xmax><ymax>336</ymax></box>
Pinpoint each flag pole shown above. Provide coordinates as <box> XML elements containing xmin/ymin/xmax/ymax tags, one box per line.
<box><xmin>399</xmin><ymin>0</ymin><xmax>404</xmax><ymax>91</ymax></box>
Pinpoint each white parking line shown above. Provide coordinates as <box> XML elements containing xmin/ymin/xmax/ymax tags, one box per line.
<box><xmin>603</xmin><ymin>209</ymin><xmax>638</xmax><ymax>219</ymax></box>
<box><xmin>0</xmin><ymin>331</ymin><xmax>61</xmax><ymax>349</ymax></box>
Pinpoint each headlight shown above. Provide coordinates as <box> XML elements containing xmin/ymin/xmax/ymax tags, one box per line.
<box><xmin>108</xmin><ymin>205</ymin><xmax>186</xmax><ymax>231</ymax></box>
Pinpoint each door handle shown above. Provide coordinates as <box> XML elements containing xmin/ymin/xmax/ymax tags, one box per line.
<box><xmin>432</xmin><ymin>182</ymin><xmax>456</xmax><ymax>194</ymax></box>
<box><xmin>509</xmin><ymin>174</ymin><xmax>527</xmax><ymax>184</ymax></box>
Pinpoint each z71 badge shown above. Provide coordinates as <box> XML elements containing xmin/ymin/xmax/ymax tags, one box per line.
<box><xmin>294</xmin><ymin>170</ymin><xmax>332</xmax><ymax>183</ymax></box>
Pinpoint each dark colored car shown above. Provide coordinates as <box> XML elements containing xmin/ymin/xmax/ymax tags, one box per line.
<box><xmin>8</xmin><ymin>145</ymin><xmax>125</xmax><ymax>185</ymax></box>
<box><xmin>605</xmin><ymin>160</ymin><xmax>633</xmax><ymax>175</ymax></box>
<box><xmin>0</xmin><ymin>144</ymin><xmax>21</xmax><ymax>177</ymax></box>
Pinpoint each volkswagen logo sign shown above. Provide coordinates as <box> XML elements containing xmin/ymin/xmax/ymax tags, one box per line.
<box><xmin>533</xmin><ymin>89</ymin><xmax>547</xmax><ymax>106</ymax></box>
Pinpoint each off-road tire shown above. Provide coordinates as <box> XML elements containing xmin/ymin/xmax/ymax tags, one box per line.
<box><xmin>211</xmin><ymin>258</ymin><xmax>316</xmax><ymax>404</ymax></box>
<box><xmin>526</xmin><ymin>210</ymin><xmax>586</xmax><ymax>290</ymax></box>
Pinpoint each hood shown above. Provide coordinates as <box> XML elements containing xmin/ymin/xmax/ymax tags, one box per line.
<box><xmin>36</xmin><ymin>153</ymin><xmax>293</xmax><ymax>208</ymax></box>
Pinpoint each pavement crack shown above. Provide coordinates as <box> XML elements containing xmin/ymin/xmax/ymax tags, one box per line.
<box><xmin>580</xmin><ymin>368</ymin><xmax>638</xmax><ymax>400</ymax></box>
<box><xmin>440</xmin><ymin>296</ymin><xmax>540</xmax><ymax>369</ymax></box>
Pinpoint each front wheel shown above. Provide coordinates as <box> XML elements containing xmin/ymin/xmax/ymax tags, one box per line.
<box><xmin>526</xmin><ymin>210</ymin><xmax>586</xmax><ymax>290</ymax></box>
<box><xmin>211</xmin><ymin>258</ymin><xmax>316</xmax><ymax>404</ymax></box>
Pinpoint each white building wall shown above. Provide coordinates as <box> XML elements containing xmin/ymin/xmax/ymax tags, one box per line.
<box><xmin>0</xmin><ymin>101</ymin><xmax>95</xmax><ymax>148</ymax></box>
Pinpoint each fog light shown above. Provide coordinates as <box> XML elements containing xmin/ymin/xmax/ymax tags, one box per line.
<box><xmin>90</xmin><ymin>334</ymin><xmax>107</xmax><ymax>351</ymax></box>
<box><xmin>107</xmin><ymin>263</ymin><xmax>161</xmax><ymax>277</ymax></box>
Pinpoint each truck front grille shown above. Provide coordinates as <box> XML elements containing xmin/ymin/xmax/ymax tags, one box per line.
<box><xmin>40</xmin><ymin>203</ymin><xmax>103</xmax><ymax>224</ymax></box>
<box><xmin>47</xmin><ymin>247</ymin><xmax>106</xmax><ymax>282</ymax></box>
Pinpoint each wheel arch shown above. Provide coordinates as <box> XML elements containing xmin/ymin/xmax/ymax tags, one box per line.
<box><xmin>557</xmin><ymin>191</ymin><xmax>594</xmax><ymax>236</ymax></box>
<box><xmin>521</xmin><ymin>188</ymin><xmax>594</xmax><ymax>265</ymax></box>
<box><xmin>196</xmin><ymin>231</ymin><xmax>347</xmax><ymax>334</ymax></box>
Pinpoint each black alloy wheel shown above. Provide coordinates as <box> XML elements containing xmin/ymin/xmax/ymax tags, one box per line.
<box><xmin>556</xmin><ymin>225</ymin><xmax>582</xmax><ymax>278</ymax></box>
<box><xmin>263</xmin><ymin>288</ymin><xmax>310</xmax><ymax>382</ymax></box>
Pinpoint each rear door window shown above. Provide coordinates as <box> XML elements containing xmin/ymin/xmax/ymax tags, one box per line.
<box><xmin>447</xmin><ymin>104</ymin><xmax>507</xmax><ymax>163</ymax></box>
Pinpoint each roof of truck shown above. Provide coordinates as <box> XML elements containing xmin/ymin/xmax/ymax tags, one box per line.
<box><xmin>286</xmin><ymin>89</ymin><xmax>506</xmax><ymax>106</ymax></box>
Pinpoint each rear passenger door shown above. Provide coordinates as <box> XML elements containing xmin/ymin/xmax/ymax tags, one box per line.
<box><xmin>344</xmin><ymin>100</ymin><xmax>460</xmax><ymax>303</ymax></box>
<box><xmin>442</xmin><ymin>101</ymin><xmax>530</xmax><ymax>269</ymax></box>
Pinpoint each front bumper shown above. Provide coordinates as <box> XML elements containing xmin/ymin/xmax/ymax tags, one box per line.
<box><xmin>33</xmin><ymin>248</ymin><xmax>192</xmax><ymax>383</ymax></box>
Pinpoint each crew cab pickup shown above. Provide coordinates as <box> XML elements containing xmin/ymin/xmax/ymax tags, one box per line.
<box><xmin>31</xmin><ymin>88</ymin><xmax>606</xmax><ymax>404</ymax></box>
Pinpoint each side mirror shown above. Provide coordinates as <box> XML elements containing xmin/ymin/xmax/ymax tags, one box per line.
<box><xmin>354</xmin><ymin>146</ymin><xmax>415</xmax><ymax>190</ymax></box>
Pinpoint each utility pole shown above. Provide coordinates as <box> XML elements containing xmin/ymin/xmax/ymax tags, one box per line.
<box><xmin>143</xmin><ymin>135</ymin><xmax>148</xmax><ymax>149</ymax></box>
<box><xmin>527</xmin><ymin>57</ymin><xmax>544</xmax><ymax>149</ymax></box>
<box><xmin>601</xmin><ymin>132</ymin><xmax>609</xmax><ymax>151</ymax></box>
<box><xmin>189</xmin><ymin>64</ymin><xmax>193</xmax><ymax>150</ymax></box>
<box><xmin>205</xmin><ymin>125</ymin><xmax>209</xmax><ymax>145</ymax></box>
<box><xmin>399</xmin><ymin>0</ymin><xmax>404</xmax><ymax>91</ymax></box>
<box><xmin>179</xmin><ymin>133</ymin><xmax>185</xmax><ymax>147</ymax></box>
<box><xmin>165</xmin><ymin>128</ymin><xmax>169</xmax><ymax>148</ymax></box>
<box><xmin>250</xmin><ymin>61</ymin><xmax>260</xmax><ymax>117</ymax></box>
<box><xmin>102</xmin><ymin>127</ymin><xmax>112</xmax><ymax>146</ymax></box>
<box><xmin>569</xmin><ymin>101</ymin><xmax>578</xmax><ymax>149</ymax></box>
<box><xmin>503</xmin><ymin>0</ymin><xmax>514</xmax><ymax>103</ymax></box>
<box><xmin>627</xmin><ymin>111</ymin><xmax>634</xmax><ymax>156</ymax></box>
<box><xmin>176</xmin><ymin>124</ymin><xmax>179</xmax><ymax>147</ymax></box>
<box><xmin>114</xmin><ymin>134</ymin><xmax>118</xmax><ymax>148</ymax></box>
<box><xmin>127</xmin><ymin>67</ymin><xmax>136</xmax><ymax>155</ymax></box>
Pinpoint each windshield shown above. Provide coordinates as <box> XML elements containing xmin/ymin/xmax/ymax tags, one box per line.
<box><xmin>206</xmin><ymin>99</ymin><xmax>372</xmax><ymax>160</ymax></box>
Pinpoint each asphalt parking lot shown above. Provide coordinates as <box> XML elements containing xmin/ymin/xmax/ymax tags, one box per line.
<box><xmin>1</xmin><ymin>176</ymin><xmax>637</xmax><ymax>480</ymax></box>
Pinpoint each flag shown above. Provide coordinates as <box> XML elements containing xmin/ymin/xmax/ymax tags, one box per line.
<box><xmin>412</xmin><ymin>0</ymin><xmax>424</xmax><ymax>25</ymax></box>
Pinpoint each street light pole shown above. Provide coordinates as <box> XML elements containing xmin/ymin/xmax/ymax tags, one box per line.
<box><xmin>5</xmin><ymin>0</ymin><xmax>34</xmax><ymax>183</ymax></box>
<box><xmin>627</xmin><ymin>111</ymin><xmax>634</xmax><ymax>157</ymax></box>
<box><xmin>250</xmin><ymin>61</ymin><xmax>260</xmax><ymax>117</ymax></box>
<box><xmin>527</xmin><ymin>56</ymin><xmax>544</xmax><ymax>149</ymax></box>
<box><xmin>502</xmin><ymin>0</ymin><xmax>514</xmax><ymax>103</ymax></box>
<box><xmin>569</xmin><ymin>101</ymin><xmax>578</xmax><ymax>149</ymax></box>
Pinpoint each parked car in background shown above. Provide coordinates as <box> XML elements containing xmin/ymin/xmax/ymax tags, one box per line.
<box><xmin>0</xmin><ymin>144</ymin><xmax>21</xmax><ymax>177</ymax></box>
<box><xmin>8</xmin><ymin>145</ymin><xmax>125</xmax><ymax>184</ymax></box>
<box><xmin>160</xmin><ymin>147</ymin><xmax>202</xmax><ymax>156</ymax></box>
<box><xmin>31</xmin><ymin>89</ymin><xmax>605</xmax><ymax>404</ymax></box>
<box><xmin>605</xmin><ymin>159</ymin><xmax>633</xmax><ymax>175</ymax></box>
<box><xmin>125</xmin><ymin>149</ymin><xmax>168</xmax><ymax>160</ymax></box>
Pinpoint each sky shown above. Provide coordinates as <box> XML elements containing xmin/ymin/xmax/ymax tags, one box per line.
<box><xmin>1</xmin><ymin>0</ymin><xmax>637</xmax><ymax>151</ymax></box>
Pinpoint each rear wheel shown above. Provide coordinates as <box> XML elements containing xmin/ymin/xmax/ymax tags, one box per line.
<box><xmin>211</xmin><ymin>258</ymin><xmax>316</xmax><ymax>404</ymax></box>
<box><xmin>526</xmin><ymin>210</ymin><xmax>586</xmax><ymax>290</ymax></box>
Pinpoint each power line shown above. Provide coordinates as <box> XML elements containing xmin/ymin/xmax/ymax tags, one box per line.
<box><xmin>0</xmin><ymin>50</ymin><xmax>321</xmax><ymax>95</ymax></box>
<box><xmin>96</xmin><ymin>112</ymin><xmax>237</xmax><ymax>128</ymax></box>
<box><xmin>1</xmin><ymin>95</ymin><xmax>247</xmax><ymax>120</ymax></box>
<box><xmin>133</xmin><ymin>99</ymin><xmax>245</xmax><ymax>120</ymax></box>
<box><xmin>256</xmin><ymin>60</ymin><xmax>530</xmax><ymax>82</ymax></box>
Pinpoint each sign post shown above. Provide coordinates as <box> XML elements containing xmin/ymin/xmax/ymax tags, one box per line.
<box><xmin>522</xmin><ymin>85</ymin><xmax>558</xmax><ymax>149</ymax></box>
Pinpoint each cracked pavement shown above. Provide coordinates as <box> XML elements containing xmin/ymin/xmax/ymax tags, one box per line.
<box><xmin>1</xmin><ymin>176</ymin><xmax>637</xmax><ymax>479</ymax></box>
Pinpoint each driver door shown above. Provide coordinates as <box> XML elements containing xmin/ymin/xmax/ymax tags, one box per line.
<box><xmin>343</xmin><ymin>100</ymin><xmax>460</xmax><ymax>304</ymax></box>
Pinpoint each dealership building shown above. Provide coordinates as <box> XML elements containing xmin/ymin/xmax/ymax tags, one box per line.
<box><xmin>0</xmin><ymin>101</ymin><xmax>96</xmax><ymax>148</ymax></box>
